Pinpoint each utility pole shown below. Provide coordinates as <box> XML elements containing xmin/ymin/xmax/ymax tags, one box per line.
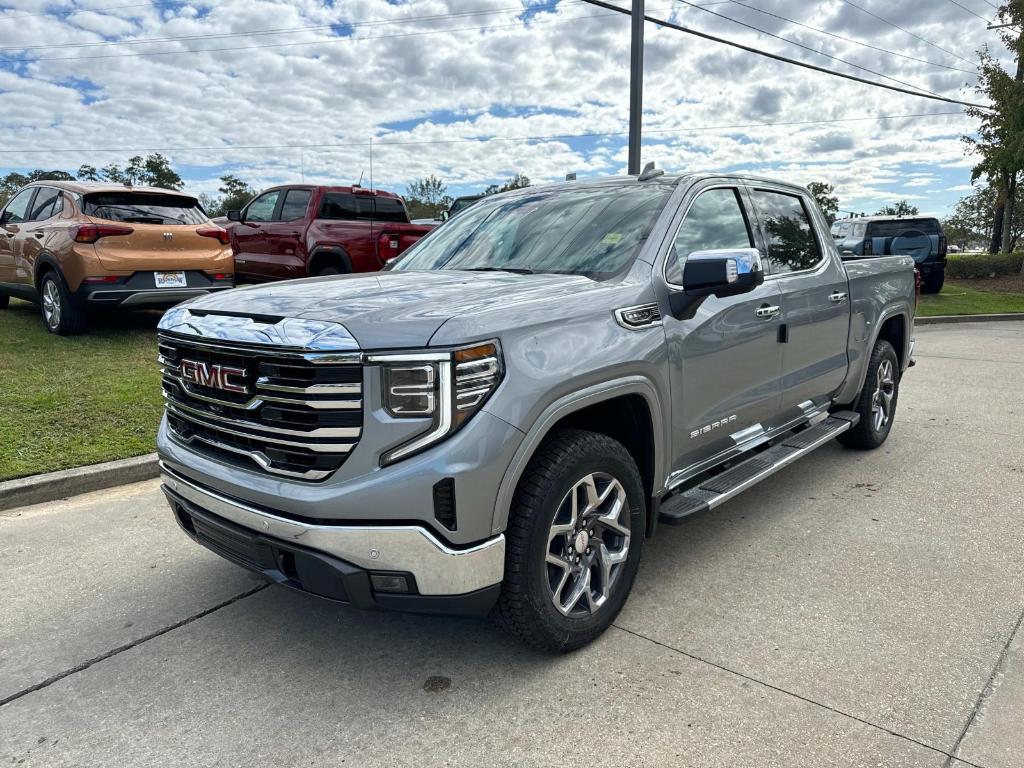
<box><xmin>628</xmin><ymin>0</ymin><xmax>644</xmax><ymax>175</ymax></box>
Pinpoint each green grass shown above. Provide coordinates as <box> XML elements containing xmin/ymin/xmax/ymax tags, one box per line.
<box><xmin>0</xmin><ymin>300</ymin><xmax>163</xmax><ymax>481</ymax></box>
<box><xmin>918</xmin><ymin>279</ymin><xmax>1024</xmax><ymax>317</ymax></box>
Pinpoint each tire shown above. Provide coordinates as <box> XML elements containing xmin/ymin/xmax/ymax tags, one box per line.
<box><xmin>0</xmin><ymin>293</ymin><xmax>8</xmax><ymax>309</ymax></box>
<box><xmin>38</xmin><ymin>270</ymin><xmax>88</xmax><ymax>335</ymax></box>
<box><xmin>921</xmin><ymin>267</ymin><xmax>944</xmax><ymax>294</ymax></box>
<box><xmin>491</xmin><ymin>429</ymin><xmax>645</xmax><ymax>652</ymax></box>
<box><xmin>838</xmin><ymin>339</ymin><xmax>900</xmax><ymax>450</ymax></box>
<box><xmin>315</xmin><ymin>266</ymin><xmax>341</xmax><ymax>276</ymax></box>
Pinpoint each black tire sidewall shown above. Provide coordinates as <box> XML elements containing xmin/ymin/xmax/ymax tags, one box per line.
<box><xmin>39</xmin><ymin>271</ymin><xmax>85</xmax><ymax>335</ymax></box>
<box><xmin>512</xmin><ymin>432</ymin><xmax>645</xmax><ymax>648</ymax></box>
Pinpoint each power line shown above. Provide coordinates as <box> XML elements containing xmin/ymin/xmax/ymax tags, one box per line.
<box><xmin>726</xmin><ymin>0</ymin><xmax>978</xmax><ymax>75</ymax></box>
<box><xmin>674</xmin><ymin>0</ymin><xmax>947</xmax><ymax>100</ymax></box>
<box><xmin>944</xmin><ymin>0</ymin><xmax>992</xmax><ymax>22</ymax></box>
<box><xmin>2</xmin><ymin>5</ymin><xmax>640</xmax><ymax>62</ymax></box>
<box><xmin>580</xmin><ymin>0</ymin><xmax>989</xmax><ymax>109</ymax></box>
<box><xmin>0</xmin><ymin>1</ymin><xmax>190</xmax><ymax>22</ymax></box>
<box><xmin>834</xmin><ymin>0</ymin><xmax>977</xmax><ymax>67</ymax></box>
<box><xmin>0</xmin><ymin>111</ymin><xmax>969</xmax><ymax>155</ymax></box>
<box><xmin>0</xmin><ymin>1</ymin><xmax>586</xmax><ymax>53</ymax></box>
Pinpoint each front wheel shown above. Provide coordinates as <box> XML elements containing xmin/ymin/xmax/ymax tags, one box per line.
<box><xmin>838</xmin><ymin>339</ymin><xmax>900</xmax><ymax>449</ymax></box>
<box><xmin>492</xmin><ymin>429</ymin><xmax>645</xmax><ymax>652</ymax></box>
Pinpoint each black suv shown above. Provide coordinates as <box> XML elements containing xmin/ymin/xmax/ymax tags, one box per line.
<box><xmin>831</xmin><ymin>216</ymin><xmax>947</xmax><ymax>293</ymax></box>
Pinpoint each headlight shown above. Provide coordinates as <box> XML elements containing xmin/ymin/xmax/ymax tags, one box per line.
<box><xmin>373</xmin><ymin>340</ymin><xmax>503</xmax><ymax>465</ymax></box>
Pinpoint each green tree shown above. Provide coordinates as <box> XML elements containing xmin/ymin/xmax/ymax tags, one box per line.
<box><xmin>963</xmin><ymin>1</ymin><xmax>1024</xmax><ymax>256</ymax></box>
<box><xmin>404</xmin><ymin>175</ymin><xmax>451</xmax><ymax>219</ymax></box>
<box><xmin>945</xmin><ymin>183</ymin><xmax>1022</xmax><ymax>250</ymax></box>
<box><xmin>94</xmin><ymin>153</ymin><xmax>184</xmax><ymax>189</ymax></box>
<box><xmin>484</xmin><ymin>173</ymin><xmax>531</xmax><ymax>196</ymax></box>
<box><xmin>0</xmin><ymin>169</ymin><xmax>75</xmax><ymax>206</ymax></box>
<box><xmin>807</xmin><ymin>181</ymin><xmax>839</xmax><ymax>224</ymax></box>
<box><xmin>875</xmin><ymin>200</ymin><xmax>920</xmax><ymax>217</ymax></box>
<box><xmin>76</xmin><ymin>164</ymin><xmax>101</xmax><ymax>181</ymax></box>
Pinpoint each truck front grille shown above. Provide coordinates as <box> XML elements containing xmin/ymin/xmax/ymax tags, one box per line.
<box><xmin>158</xmin><ymin>334</ymin><xmax>362</xmax><ymax>481</ymax></box>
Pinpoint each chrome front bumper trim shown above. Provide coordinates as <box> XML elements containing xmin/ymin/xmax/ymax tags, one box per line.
<box><xmin>160</xmin><ymin>463</ymin><xmax>505</xmax><ymax>596</ymax></box>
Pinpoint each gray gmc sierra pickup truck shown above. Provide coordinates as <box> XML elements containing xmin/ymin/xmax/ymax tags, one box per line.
<box><xmin>157</xmin><ymin>170</ymin><xmax>916</xmax><ymax>651</ymax></box>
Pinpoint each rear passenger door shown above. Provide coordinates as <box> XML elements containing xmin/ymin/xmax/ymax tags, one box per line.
<box><xmin>0</xmin><ymin>188</ymin><xmax>37</xmax><ymax>284</ymax></box>
<box><xmin>747</xmin><ymin>186</ymin><xmax>850</xmax><ymax>415</ymax></box>
<box><xmin>17</xmin><ymin>187</ymin><xmax>64</xmax><ymax>281</ymax></box>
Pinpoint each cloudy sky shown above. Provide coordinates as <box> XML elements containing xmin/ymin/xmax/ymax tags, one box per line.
<box><xmin>0</xmin><ymin>0</ymin><xmax>1013</xmax><ymax>214</ymax></box>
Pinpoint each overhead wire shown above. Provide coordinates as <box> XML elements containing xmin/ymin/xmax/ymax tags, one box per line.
<box><xmin>674</xmin><ymin>0</ymin><xmax>950</xmax><ymax>99</ymax></box>
<box><xmin>833</xmin><ymin>0</ymin><xmax>977</xmax><ymax>66</ymax></box>
<box><xmin>0</xmin><ymin>111</ymin><xmax>970</xmax><ymax>155</ymax></box>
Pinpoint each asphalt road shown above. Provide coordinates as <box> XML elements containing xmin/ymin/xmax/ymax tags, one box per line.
<box><xmin>1</xmin><ymin>321</ymin><xmax>1022</xmax><ymax>768</ymax></box>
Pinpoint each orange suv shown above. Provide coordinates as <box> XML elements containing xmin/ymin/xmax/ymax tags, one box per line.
<box><xmin>0</xmin><ymin>181</ymin><xmax>234</xmax><ymax>334</ymax></box>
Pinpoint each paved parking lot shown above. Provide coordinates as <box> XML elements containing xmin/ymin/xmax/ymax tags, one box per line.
<box><xmin>1</xmin><ymin>321</ymin><xmax>1022</xmax><ymax>768</ymax></box>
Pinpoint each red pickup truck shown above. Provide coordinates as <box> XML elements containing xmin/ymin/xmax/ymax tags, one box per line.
<box><xmin>224</xmin><ymin>185</ymin><xmax>434</xmax><ymax>281</ymax></box>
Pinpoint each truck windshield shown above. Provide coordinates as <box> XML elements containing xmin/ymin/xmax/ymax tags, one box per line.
<box><xmin>391</xmin><ymin>184</ymin><xmax>674</xmax><ymax>279</ymax></box>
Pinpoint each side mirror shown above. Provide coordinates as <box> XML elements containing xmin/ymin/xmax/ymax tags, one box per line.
<box><xmin>682</xmin><ymin>248</ymin><xmax>764</xmax><ymax>298</ymax></box>
<box><xmin>226</xmin><ymin>210</ymin><xmax>242</xmax><ymax>222</ymax></box>
<box><xmin>0</xmin><ymin>210</ymin><xmax>9</xmax><ymax>226</ymax></box>
<box><xmin>440</xmin><ymin>210</ymin><xmax>450</xmax><ymax>222</ymax></box>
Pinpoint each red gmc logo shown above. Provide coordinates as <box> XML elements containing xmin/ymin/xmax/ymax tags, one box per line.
<box><xmin>179</xmin><ymin>359</ymin><xmax>248</xmax><ymax>394</ymax></box>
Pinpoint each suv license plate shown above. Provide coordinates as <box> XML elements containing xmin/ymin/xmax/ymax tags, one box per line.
<box><xmin>155</xmin><ymin>271</ymin><xmax>187</xmax><ymax>288</ymax></box>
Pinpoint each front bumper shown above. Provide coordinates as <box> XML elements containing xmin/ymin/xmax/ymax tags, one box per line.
<box><xmin>161</xmin><ymin>462</ymin><xmax>505</xmax><ymax>612</ymax></box>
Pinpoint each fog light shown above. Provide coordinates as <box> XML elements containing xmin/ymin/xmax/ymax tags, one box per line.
<box><xmin>370</xmin><ymin>572</ymin><xmax>412</xmax><ymax>594</ymax></box>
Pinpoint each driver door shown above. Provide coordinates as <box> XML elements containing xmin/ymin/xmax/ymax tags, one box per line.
<box><xmin>232</xmin><ymin>189</ymin><xmax>281</xmax><ymax>281</ymax></box>
<box><xmin>660</xmin><ymin>183</ymin><xmax>785</xmax><ymax>476</ymax></box>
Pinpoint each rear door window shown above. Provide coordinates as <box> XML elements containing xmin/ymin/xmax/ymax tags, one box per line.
<box><xmin>319</xmin><ymin>193</ymin><xmax>373</xmax><ymax>220</ymax></box>
<box><xmin>749</xmin><ymin>189</ymin><xmax>822</xmax><ymax>275</ymax></box>
<box><xmin>84</xmin><ymin>192</ymin><xmax>207</xmax><ymax>225</ymax></box>
<box><xmin>244</xmin><ymin>191</ymin><xmax>281</xmax><ymax>222</ymax></box>
<box><xmin>2</xmin><ymin>189</ymin><xmax>36</xmax><ymax>224</ymax></box>
<box><xmin>28</xmin><ymin>187</ymin><xmax>63</xmax><ymax>221</ymax></box>
<box><xmin>279</xmin><ymin>189</ymin><xmax>311</xmax><ymax>221</ymax></box>
<box><xmin>667</xmin><ymin>187</ymin><xmax>753</xmax><ymax>283</ymax></box>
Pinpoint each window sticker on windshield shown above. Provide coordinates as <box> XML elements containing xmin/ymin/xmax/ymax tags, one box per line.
<box><xmin>602</xmin><ymin>233</ymin><xmax>623</xmax><ymax>245</ymax></box>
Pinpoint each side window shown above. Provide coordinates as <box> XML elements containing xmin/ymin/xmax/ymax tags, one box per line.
<box><xmin>749</xmin><ymin>189</ymin><xmax>822</xmax><ymax>275</ymax></box>
<box><xmin>2</xmin><ymin>189</ymin><xmax>36</xmax><ymax>225</ymax></box>
<box><xmin>374</xmin><ymin>197</ymin><xmax>408</xmax><ymax>223</ymax></box>
<box><xmin>245</xmin><ymin>191</ymin><xmax>281</xmax><ymax>222</ymax></box>
<box><xmin>279</xmin><ymin>189</ymin><xmax>311</xmax><ymax>221</ymax></box>
<box><xmin>28</xmin><ymin>187</ymin><xmax>63</xmax><ymax>222</ymax></box>
<box><xmin>667</xmin><ymin>188</ymin><xmax>753</xmax><ymax>283</ymax></box>
<box><xmin>319</xmin><ymin>193</ymin><xmax>373</xmax><ymax>221</ymax></box>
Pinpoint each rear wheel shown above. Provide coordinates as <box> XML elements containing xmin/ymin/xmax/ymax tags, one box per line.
<box><xmin>492</xmin><ymin>429</ymin><xmax>645</xmax><ymax>652</ymax></box>
<box><xmin>39</xmin><ymin>271</ymin><xmax>87</xmax><ymax>335</ymax></box>
<box><xmin>315</xmin><ymin>266</ymin><xmax>341</xmax><ymax>276</ymax></box>
<box><xmin>0</xmin><ymin>293</ymin><xmax>8</xmax><ymax>309</ymax></box>
<box><xmin>838</xmin><ymin>339</ymin><xmax>899</xmax><ymax>449</ymax></box>
<box><xmin>921</xmin><ymin>267</ymin><xmax>944</xmax><ymax>294</ymax></box>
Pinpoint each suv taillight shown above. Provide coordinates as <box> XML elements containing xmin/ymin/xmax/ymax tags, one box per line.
<box><xmin>73</xmin><ymin>224</ymin><xmax>134</xmax><ymax>243</ymax></box>
<box><xmin>863</xmin><ymin>236</ymin><xmax>873</xmax><ymax>256</ymax></box>
<box><xmin>938</xmin><ymin>233</ymin><xmax>947</xmax><ymax>259</ymax></box>
<box><xmin>914</xmin><ymin>268</ymin><xmax>922</xmax><ymax>307</ymax></box>
<box><xmin>196</xmin><ymin>226</ymin><xmax>230</xmax><ymax>245</ymax></box>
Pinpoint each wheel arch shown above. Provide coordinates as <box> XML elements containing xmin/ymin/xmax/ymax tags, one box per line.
<box><xmin>840</xmin><ymin>308</ymin><xmax>909</xmax><ymax>407</ymax></box>
<box><xmin>307</xmin><ymin>246</ymin><xmax>352</xmax><ymax>276</ymax></box>
<box><xmin>32</xmin><ymin>252</ymin><xmax>63</xmax><ymax>290</ymax></box>
<box><xmin>491</xmin><ymin>377</ymin><xmax>666</xmax><ymax>539</ymax></box>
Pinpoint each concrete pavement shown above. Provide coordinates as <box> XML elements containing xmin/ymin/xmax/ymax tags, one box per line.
<box><xmin>1</xmin><ymin>321</ymin><xmax>1021</xmax><ymax>767</ymax></box>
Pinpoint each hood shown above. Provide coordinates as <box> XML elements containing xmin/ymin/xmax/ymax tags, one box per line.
<box><xmin>174</xmin><ymin>270</ymin><xmax>606</xmax><ymax>349</ymax></box>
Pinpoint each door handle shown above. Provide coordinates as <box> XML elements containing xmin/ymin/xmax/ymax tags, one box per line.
<box><xmin>33</xmin><ymin>231</ymin><xmax>44</xmax><ymax>239</ymax></box>
<box><xmin>755</xmin><ymin>304</ymin><xmax>781</xmax><ymax>319</ymax></box>
<box><xmin>829</xmin><ymin>291</ymin><xmax>848</xmax><ymax>303</ymax></box>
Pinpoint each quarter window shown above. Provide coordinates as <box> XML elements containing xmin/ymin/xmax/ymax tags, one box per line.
<box><xmin>2</xmin><ymin>189</ymin><xmax>35</xmax><ymax>225</ymax></box>
<box><xmin>279</xmin><ymin>189</ymin><xmax>311</xmax><ymax>221</ymax></box>
<box><xmin>667</xmin><ymin>188</ymin><xmax>753</xmax><ymax>283</ymax></box>
<box><xmin>750</xmin><ymin>190</ymin><xmax>822</xmax><ymax>275</ymax></box>
<box><xmin>28</xmin><ymin>187</ymin><xmax>63</xmax><ymax>221</ymax></box>
<box><xmin>245</xmin><ymin>191</ymin><xmax>281</xmax><ymax>222</ymax></box>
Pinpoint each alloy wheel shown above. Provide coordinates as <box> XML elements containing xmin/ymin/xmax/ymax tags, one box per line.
<box><xmin>871</xmin><ymin>358</ymin><xmax>895</xmax><ymax>432</ymax></box>
<box><xmin>42</xmin><ymin>279</ymin><xmax>61</xmax><ymax>330</ymax></box>
<box><xmin>545</xmin><ymin>472</ymin><xmax>631</xmax><ymax>617</ymax></box>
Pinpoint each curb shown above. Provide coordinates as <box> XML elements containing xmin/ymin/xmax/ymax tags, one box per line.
<box><xmin>0</xmin><ymin>453</ymin><xmax>159</xmax><ymax>513</ymax></box>
<box><xmin>917</xmin><ymin>313</ymin><xmax>1024</xmax><ymax>325</ymax></box>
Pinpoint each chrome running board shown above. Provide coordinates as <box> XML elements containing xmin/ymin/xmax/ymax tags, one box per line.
<box><xmin>658</xmin><ymin>411</ymin><xmax>859</xmax><ymax>525</ymax></box>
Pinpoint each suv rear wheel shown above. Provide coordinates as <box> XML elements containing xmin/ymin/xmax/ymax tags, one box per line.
<box><xmin>0</xmin><ymin>293</ymin><xmax>8</xmax><ymax>309</ymax></box>
<box><xmin>922</xmin><ymin>267</ymin><xmax>944</xmax><ymax>294</ymax></box>
<box><xmin>492</xmin><ymin>429</ymin><xmax>645</xmax><ymax>652</ymax></box>
<box><xmin>39</xmin><ymin>271</ymin><xmax>87</xmax><ymax>335</ymax></box>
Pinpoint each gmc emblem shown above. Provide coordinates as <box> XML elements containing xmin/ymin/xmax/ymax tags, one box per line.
<box><xmin>179</xmin><ymin>359</ymin><xmax>248</xmax><ymax>394</ymax></box>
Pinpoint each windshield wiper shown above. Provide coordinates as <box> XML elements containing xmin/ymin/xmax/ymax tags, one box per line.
<box><xmin>459</xmin><ymin>266</ymin><xmax>536</xmax><ymax>275</ymax></box>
